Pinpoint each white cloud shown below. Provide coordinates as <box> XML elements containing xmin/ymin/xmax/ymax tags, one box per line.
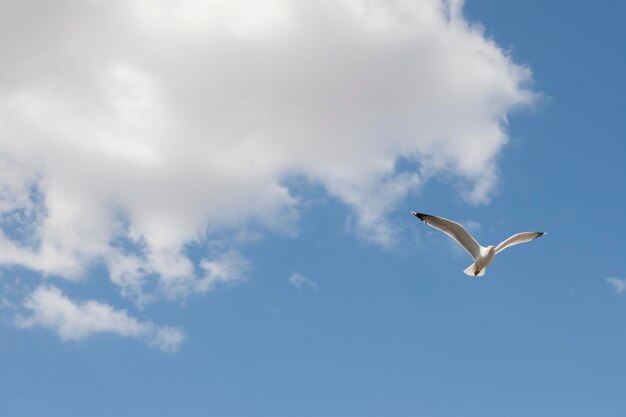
<box><xmin>150</xmin><ymin>325</ymin><xmax>187</xmax><ymax>352</ymax></box>
<box><xmin>0</xmin><ymin>0</ymin><xmax>534</xmax><ymax>325</ymax></box>
<box><xmin>197</xmin><ymin>251</ymin><xmax>248</xmax><ymax>293</ymax></box>
<box><xmin>106</xmin><ymin>247</ymin><xmax>249</xmax><ymax>304</ymax></box>
<box><xmin>606</xmin><ymin>277</ymin><xmax>626</xmax><ymax>294</ymax></box>
<box><xmin>16</xmin><ymin>286</ymin><xmax>184</xmax><ymax>351</ymax></box>
<box><xmin>289</xmin><ymin>273</ymin><xmax>318</xmax><ymax>290</ymax></box>
<box><xmin>0</xmin><ymin>297</ymin><xmax>12</xmax><ymax>311</ymax></box>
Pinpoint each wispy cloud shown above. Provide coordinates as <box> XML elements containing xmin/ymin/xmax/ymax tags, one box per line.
<box><xmin>15</xmin><ymin>286</ymin><xmax>184</xmax><ymax>351</ymax></box>
<box><xmin>606</xmin><ymin>277</ymin><xmax>626</xmax><ymax>294</ymax></box>
<box><xmin>197</xmin><ymin>251</ymin><xmax>249</xmax><ymax>294</ymax></box>
<box><xmin>289</xmin><ymin>273</ymin><xmax>318</xmax><ymax>291</ymax></box>
<box><xmin>462</xmin><ymin>220</ymin><xmax>482</xmax><ymax>234</ymax></box>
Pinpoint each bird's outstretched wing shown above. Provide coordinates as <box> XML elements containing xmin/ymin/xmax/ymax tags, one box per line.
<box><xmin>495</xmin><ymin>232</ymin><xmax>545</xmax><ymax>254</ymax></box>
<box><xmin>412</xmin><ymin>212</ymin><xmax>482</xmax><ymax>260</ymax></box>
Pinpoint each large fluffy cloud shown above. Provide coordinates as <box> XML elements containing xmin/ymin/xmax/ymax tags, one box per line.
<box><xmin>0</xmin><ymin>0</ymin><xmax>533</xmax><ymax>312</ymax></box>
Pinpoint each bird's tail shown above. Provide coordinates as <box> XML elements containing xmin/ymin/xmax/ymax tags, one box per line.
<box><xmin>463</xmin><ymin>263</ymin><xmax>486</xmax><ymax>277</ymax></box>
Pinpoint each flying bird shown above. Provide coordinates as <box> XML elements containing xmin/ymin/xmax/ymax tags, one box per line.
<box><xmin>411</xmin><ymin>212</ymin><xmax>545</xmax><ymax>277</ymax></box>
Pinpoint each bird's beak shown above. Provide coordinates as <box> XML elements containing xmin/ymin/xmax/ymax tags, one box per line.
<box><xmin>410</xmin><ymin>211</ymin><xmax>418</xmax><ymax>217</ymax></box>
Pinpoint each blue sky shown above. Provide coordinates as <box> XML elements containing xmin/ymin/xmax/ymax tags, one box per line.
<box><xmin>1</xmin><ymin>1</ymin><xmax>625</xmax><ymax>416</ymax></box>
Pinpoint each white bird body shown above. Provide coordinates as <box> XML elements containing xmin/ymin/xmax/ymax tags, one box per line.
<box><xmin>473</xmin><ymin>246</ymin><xmax>496</xmax><ymax>275</ymax></box>
<box><xmin>411</xmin><ymin>212</ymin><xmax>545</xmax><ymax>277</ymax></box>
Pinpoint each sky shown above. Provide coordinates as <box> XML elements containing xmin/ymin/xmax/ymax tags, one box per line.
<box><xmin>0</xmin><ymin>0</ymin><xmax>625</xmax><ymax>416</ymax></box>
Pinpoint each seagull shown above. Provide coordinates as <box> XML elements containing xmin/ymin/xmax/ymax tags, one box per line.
<box><xmin>411</xmin><ymin>212</ymin><xmax>546</xmax><ymax>277</ymax></box>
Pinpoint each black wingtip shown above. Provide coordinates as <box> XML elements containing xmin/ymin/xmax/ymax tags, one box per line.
<box><xmin>411</xmin><ymin>212</ymin><xmax>428</xmax><ymax>221</ymax></box>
